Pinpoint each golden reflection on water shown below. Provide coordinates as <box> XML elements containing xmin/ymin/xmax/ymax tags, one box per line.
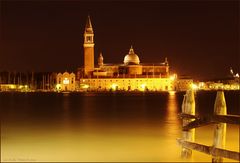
<box><xmin>166</xmin><ymin>91</ymin><xmax>180</xmax><ymax>136</ymax></box>
<box><xmin>1</xmin><ymin>93</ymin><xmax>239</xmax><ymax>162</ymax></box>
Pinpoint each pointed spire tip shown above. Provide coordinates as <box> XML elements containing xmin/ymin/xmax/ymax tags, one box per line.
<box><xmin>85</xmin><ymin>15</ymin><xmax>93</xmax><ymax>31</ymax></box>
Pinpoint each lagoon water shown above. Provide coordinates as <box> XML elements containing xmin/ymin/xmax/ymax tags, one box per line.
<box><xmin>1</xmin><ymin>91</ymin><xmax>239</xmax><ymax>162</ymax></box>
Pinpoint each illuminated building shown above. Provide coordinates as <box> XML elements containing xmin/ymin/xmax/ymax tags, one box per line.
<box><xmin>76</xmin><ymin>16</ymin><xmax>179</xmax><ymax>92</ymax></box>
<box><xmin>56</xmin><ymin>72</ymin><xmax>75</xmax><ymax>91</ymax></box>
<box><xmin>175</xmin><ymin>78</ymin><xmax>193</xmax><ymax>91</ymax></box>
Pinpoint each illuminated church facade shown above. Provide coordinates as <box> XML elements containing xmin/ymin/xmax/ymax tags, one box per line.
<box><xmin>76</xmin><ymin>16</ymin><xmax>179</xmax><ymax>91</ymax></box>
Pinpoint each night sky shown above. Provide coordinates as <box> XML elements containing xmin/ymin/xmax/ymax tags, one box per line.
<box><xmin>1</xmin><ymin>0</ymin><xmax>239</xmax><ymax>80</ymax></box>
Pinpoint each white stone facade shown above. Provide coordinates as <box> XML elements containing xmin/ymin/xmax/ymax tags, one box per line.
<box><xmin>56</xmin><ymin>72</ymin><xmax>75</xmax><ymax>91</ymax></box>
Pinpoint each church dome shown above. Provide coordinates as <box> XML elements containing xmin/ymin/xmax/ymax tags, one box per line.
<box><xmin>124</xmin><ymin>46</ymin><xmax>140</xmax><ymax>65</ymax></box>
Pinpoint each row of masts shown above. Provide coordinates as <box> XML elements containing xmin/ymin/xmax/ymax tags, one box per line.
<box><xmin>0</xmin><ymin>71</ymin><xmax>56</xmax><ymax>90</ymax></box>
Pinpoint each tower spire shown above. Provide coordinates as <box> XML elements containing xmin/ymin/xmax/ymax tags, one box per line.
<box><xmin>85</xmin><ymin>15</ymin><xmax>93</xmax><ymax>33</ymax></box>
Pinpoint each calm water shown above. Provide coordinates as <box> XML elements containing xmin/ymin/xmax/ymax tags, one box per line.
<box><xmin>1</xmin><ymin>91</ymin><xmax>239</xmax><ymax>162</ymax></box>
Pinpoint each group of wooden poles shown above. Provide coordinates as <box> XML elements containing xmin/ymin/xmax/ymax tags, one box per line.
<box><xmin>177</xmin><ymin>90</ymin><xmax>240</xmax><ymax>162</ymax></box>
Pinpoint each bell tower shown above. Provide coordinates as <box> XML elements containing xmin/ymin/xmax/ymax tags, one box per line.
<box><xmin>83</xmin><ymin>15</ymin><xmax>95</xmax><ymax>76</ymax></box>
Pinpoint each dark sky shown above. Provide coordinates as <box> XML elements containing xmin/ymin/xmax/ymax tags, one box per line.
<box><xmin>1</xmin><ymin>0</ymin><xmax>239</xmax><ymax>80</ymax></box>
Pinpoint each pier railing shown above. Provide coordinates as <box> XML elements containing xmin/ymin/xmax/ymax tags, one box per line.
<box><xmin>177</xmin><ymin>90</ymin><xmax>240</xmax><ymax>162</ymax></box>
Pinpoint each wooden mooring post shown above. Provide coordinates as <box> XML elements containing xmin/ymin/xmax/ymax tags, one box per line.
<box><xmin>178</xmin><ymin>90</ymin><xmax>240</xmax><ymax>162</ymax></box>
<box><xmin>181</xmin><ymin>89</ymin><xmax>195</xmax><ymax>158</ymax></box>
<box><xmin>212</xmin><ymin>91</ymin><xmax>226</xmax><ymax>163</ymax></box>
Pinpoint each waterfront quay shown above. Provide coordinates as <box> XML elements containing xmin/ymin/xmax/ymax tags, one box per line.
<box><xmin>0</xmin><ymin>70</ymin><xmax>239</xmax><ymax>92</ymax></box>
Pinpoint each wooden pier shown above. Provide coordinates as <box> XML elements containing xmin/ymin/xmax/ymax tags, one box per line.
<box><xmin>177</xmin><ymin>90</ymin><xmax>240</xmax><ymax>162</ymax></box>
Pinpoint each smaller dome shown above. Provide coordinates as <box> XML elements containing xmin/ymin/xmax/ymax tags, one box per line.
<box><xmin>124</xmin><ymin>46</ymin><xmax>140</xmax><ymax>65</ymax></box>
